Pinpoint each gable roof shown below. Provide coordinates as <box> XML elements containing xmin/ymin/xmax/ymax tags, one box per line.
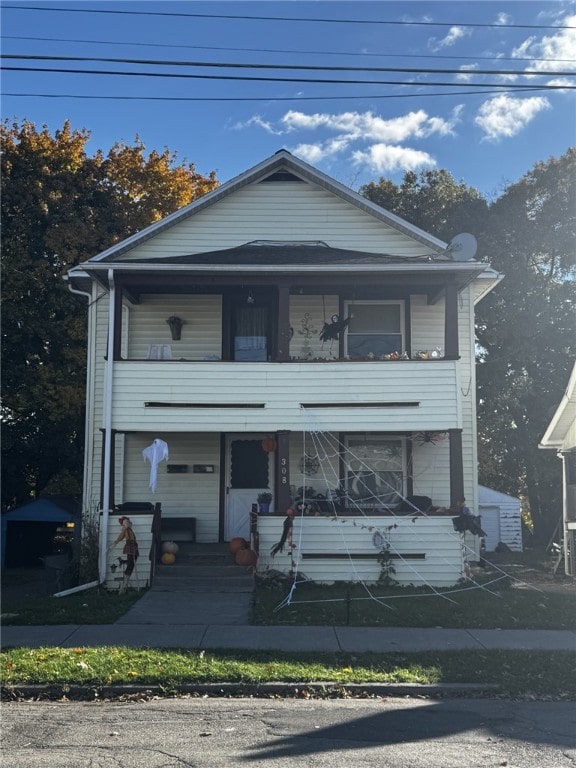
<box><xmin>88</xmin><ymin>150</ymin><xmax>449</xmax><ymax>264</ymax></box>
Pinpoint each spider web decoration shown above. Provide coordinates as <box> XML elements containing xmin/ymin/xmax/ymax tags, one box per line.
<box><xmin>299</xmin><ymin>453</ymin><xmax>320</xmax><ymax>476</ymax></box>
<box><xmin>265</xmin><ymin>413</ymin><xmax>535</xmax><ymax>616</ymax></box>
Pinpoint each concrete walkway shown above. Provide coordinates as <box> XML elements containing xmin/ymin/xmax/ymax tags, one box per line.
<box><xmin>2</xmin><ymin>623</ymin><xmax>575</xmax><ymax>652</ymax></box>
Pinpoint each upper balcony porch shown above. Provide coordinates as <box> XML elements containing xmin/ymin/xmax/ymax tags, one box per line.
<box><xmin>101</xmin><ymin>253</ymin><xmax>478</xmax><ymax>366</ymax></box>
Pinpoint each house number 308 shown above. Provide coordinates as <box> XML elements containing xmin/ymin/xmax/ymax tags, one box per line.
<box><xmin>281</xmin><ymin>457</ymin><xmax>288</xmax><ymax>484</ymax></box>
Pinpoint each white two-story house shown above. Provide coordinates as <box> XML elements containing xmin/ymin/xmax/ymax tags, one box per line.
<box><xmin>67</xmin><ymin>150</ymin><xmax>500</xmax><ymax>589</ymax></box>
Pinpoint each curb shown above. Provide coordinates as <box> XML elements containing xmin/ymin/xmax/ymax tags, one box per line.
<box><xmin>2</xmin><ymin>681</ymin><xmax>499</xmax><ymax>701</ymax></box>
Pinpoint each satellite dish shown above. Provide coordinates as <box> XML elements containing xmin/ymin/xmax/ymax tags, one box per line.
<box><xmin>448</xmin><ymin>233</ymin><xmax>477</xmax><ymax>261</ymax></box>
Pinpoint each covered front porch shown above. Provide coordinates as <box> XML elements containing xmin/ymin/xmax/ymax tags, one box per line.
<box><xmin>98</xmin><ymin>425</ymin><xmax>474</xmax><ymax>587</ymax></box>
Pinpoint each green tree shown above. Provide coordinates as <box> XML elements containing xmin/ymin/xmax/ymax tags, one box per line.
<box><xmin>475</xmin><ymin>149</ymin><xmax>576</xmax><ymax>544</ymax></box>
<box><xmin>361</xmin><ymin>168</ymin><xmax>488</xmax><ymax>242</ymax></box>
<box><xmin>1</xmin><ymin>119</ymin><xmax>218</xmax><ymax>507</ymax></box>
<box><xmin>361</xmin><ymin>156</ymin><xmax>575</xmax><ymax>544</ymax></box>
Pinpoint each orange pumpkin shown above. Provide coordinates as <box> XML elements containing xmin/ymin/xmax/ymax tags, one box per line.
<box><xmin>228</xmin><ymin>537</ymin><xmax>248</xmax><ymax>555</ymax></box>
<box><xmin>161</xmin><ymin>552</ymin><xmax>176</xmax><ymax>565</ymax></box>
<box><xmin>235</xmin><ymin>548</ymin><xmax>257</xmax><ymax>567</ymax></box>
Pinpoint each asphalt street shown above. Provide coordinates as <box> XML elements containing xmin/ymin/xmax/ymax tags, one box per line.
<box><xmin>2</xmin><ymin>696</ymin><xmax>575</xmax><ymax>767</ymax></box>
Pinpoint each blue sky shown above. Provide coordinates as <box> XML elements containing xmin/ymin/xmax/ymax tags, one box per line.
<box><xmin>1</xmin><ymin>1</ymin><xmax>575</xmax><ymax>198</ymax></box>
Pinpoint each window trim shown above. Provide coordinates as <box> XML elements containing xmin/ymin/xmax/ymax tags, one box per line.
<box><xmin>344</xmin><ymin>434</ymin><xmax>407</xmax><ymax>510</ymax></box>
<box><xmin>344</xmin><ymin>300</ymin><xmax>405</xmax><ymax>358</ymax></box>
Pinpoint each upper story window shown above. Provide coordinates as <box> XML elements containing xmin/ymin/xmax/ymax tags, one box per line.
<box><xmin>345</xmin><ymin>301</ymin><xmax>404</xmax><ymax>358</ymax></box>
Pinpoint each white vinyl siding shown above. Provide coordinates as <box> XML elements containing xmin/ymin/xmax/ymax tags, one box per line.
<box><xmin>113</xmin><ymin>183</ymin><xmax>437</xmax><ymax>261</ymax></box>
<box><xmin>410</xmin><ymin>294</ymin><xmax>445</xmax><ymax>355</ymax></box>
<box><xmin>256</xmin><ymin>516</ymin><xmax>464</xmax><ymax>586</ymax></box>
<box><xmin>110</xmin><ymin>360</ymin><xmax>460</xmax><ymax>432</ymax></box>
<box><xmin>122</xmin><ymin>433</ymin><xmax>221</xmax><ymax>543</ymax></box>
<box><xmin>126</xmin><ymin>294</ymin><xmax>222</xmax><ymax>361</ymax></box>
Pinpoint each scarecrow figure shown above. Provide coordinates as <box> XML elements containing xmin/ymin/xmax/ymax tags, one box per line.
<box><xmin>109</xmin><ymin>516</ymin><xmax>140</xmax><ymax>593</ymax></box>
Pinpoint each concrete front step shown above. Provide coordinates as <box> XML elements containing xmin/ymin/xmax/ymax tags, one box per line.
<box><xmin>158</xmin><ymin>564</ymin><xmax>249</xmax><ymax>578</ymax></box>
<box><xmin>151</xmin><ymin>579</ymin><xmax>254</xmax><ymax>593</ymax></box>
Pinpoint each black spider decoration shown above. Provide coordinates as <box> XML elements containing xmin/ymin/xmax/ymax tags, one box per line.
<box><xmin>319</xmin><ymin>314</ymin><xmax>350</xmax><ymax>343</ymax></box>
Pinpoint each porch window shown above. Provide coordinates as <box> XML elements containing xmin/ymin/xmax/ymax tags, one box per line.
<box><xmin>345</xmin><ymin>435</ymin><xmax>405</xmax><ymax>510</ymax></box>
<box><xmin>345</xmin><ymin>301</ymin><xmax>404</xmax><ymax>358</ymax></box>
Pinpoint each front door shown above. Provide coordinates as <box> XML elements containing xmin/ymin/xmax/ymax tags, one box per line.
<box><xmin>225</xmin><ymin>436</ymin><xmax>273</xmax><ymax>541</ymax></box>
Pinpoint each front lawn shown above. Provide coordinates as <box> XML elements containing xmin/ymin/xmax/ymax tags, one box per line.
<box><xmin>252</xmin><ymin>579</ymin><xmax>576</xmax><ymax>630</ymax></box>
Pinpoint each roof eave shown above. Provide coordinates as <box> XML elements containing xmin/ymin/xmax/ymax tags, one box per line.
<box><xmin>539</xmin><ymin>363</ymin><xmax>576</xmax><ymax>448</ymax></box>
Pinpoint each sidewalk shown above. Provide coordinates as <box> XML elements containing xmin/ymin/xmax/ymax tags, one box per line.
<box><xmin>2</xmin><ymin>623</ymin><xmax>575</xmax><ymax>652</ymax></box>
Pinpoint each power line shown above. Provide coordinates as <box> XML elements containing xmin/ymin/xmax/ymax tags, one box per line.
<box><xmin>4</xmin><ymin>65</ymin><xmax>574</xmax><ymax>90</ymax></box>
<box><xmin>3</xmin><ymin>87</ymin><xmax>553</xmax><ymax>103</ymax></box>
<box><xmin>3</xmin><ymin>34</ymin><xmax>575</xmax><ymax>65</ymax></box>
<box><xmin>4</xmin><ymin>4</ymin><xmax>575</xmax><ymax>30</ymax></box>
<box><xmin>4</xmin><ymin>54</ymin><xmax>574</xmax><ymax>79</ymax></box>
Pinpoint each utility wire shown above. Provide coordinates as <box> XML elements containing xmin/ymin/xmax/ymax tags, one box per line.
<box><xmin>3</xmin><ymin>87</ymin><xmax>553</xmax><ymax>102</ymax></box>
<box><xmin>4</xmin><ymin>65</ymin><xmax>574</xmax><ymax>90</ymax></box>
<box><xmin>4</xmin><ymin>5</ymin><xmax>575</xmax><ymax>30</ymax></box>
<box><xmin>3</xmin><ymin>35</ymin><xmax>575</xmax><ymax>65</ymax></box>
<box><xmin>3</xmin><ymin>54</ymin><xmax>574</xmax><ymax>78</ymax></box>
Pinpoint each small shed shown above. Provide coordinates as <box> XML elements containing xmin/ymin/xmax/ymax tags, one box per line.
<box><xmin>1</xmin><ymin>497</ymin><xmax>80</xmax><ymax>569</ymax></box>
<box><xmin>478</xmin><ymin>486</ymin><xmax>523</xmax><ymax>552</ymax></box>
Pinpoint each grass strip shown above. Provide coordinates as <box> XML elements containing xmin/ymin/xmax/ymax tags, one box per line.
<box><xmin>2</xmin><ymin>648</ymin><xmax>574</xmax><ymax>698</ymax></box>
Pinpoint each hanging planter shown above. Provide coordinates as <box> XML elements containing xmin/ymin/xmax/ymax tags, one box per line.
<box><xmin>261</xmin><ymin>437</ymin><xmax>277</xmax><ymax>453</ymax></box>
<box><xmin>166</xmin><ymin>315</ymin><xmax>185</xmax><ymax>340</ymax></box>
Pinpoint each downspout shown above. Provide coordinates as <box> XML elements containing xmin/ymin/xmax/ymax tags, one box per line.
<box><xmin>100</xmin><ymin>268</ymin><xmax>116</xmax><ymax>583</ymax></box>
<box><xmin>65</xmin><ymin>279</ymin><xmax>94</xmax><ymax>515</ymax></box>
<box><xmin>65</xmin><ymin>277</ymin><xmax>99</xmax><ymax>595</ymax></box>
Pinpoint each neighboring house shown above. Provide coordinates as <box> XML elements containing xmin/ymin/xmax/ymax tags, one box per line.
<box><xmin>539</xmin><ymin>363</ymin><xmax>576</xmax><ymax>576</ymax></box>
<box><xmin>67</xmin><ymin>150</ymin><xmax>501</xmax><ymax>589</ymax></box>
<box><xmin>478</xmin><ymin>485</ymin><xmax>523</xmax><ymax>553</ymax></box>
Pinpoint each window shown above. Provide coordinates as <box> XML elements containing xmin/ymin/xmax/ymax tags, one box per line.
<box><xmin>345</xmin><ymin>436</ymin><xmax>405</xmax><ymax>510</ymax></box>
<box><xmin>345</xmin><ymin>301</ymin><xmax>404</xmax><ymax>358</ymax></box>
<box><xmin>233</xmin><ymin>306</ymin><xmax>269</xmax><ymax>361</ymax></box>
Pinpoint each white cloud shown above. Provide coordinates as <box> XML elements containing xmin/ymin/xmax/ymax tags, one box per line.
<box><xmin>291</xmin><ymin>143</ymin><xmax>328</xmax><ymax>163</ymax></box>
<box><xmin>495</xmin><ymin>12</ymin><xmax>512</xmax><ymax>26</ymax></box>
<box><xmin>352</xmin><ymin>144</ymin><xmax>436</xmax><ymax>173</ymax></box>
<box><xmin>456</xmin><ymin>63</ymin><xmax>480</xmax><ymax>82</ymax></box>
<box><xmin>475</xmin><ymin>95</ymin><xmax>551</xmax><ymax>141</ymax></box>
<box><xmin>231</xmin><ymin>115</ymin><xmax>283</xmax><ymax>134</ymax></box>
<box><xmin>237</xmin><ymin>107</ymin><xmax>463</xmax><ymax>176</ymax></box>
<box><xmin>429</xmin><ymin>25</ymin><xmax>471</xmax><ymax>52</ymax></box>
<box><xmin>292</xmin><ymin>137</ymin><xmax>351</xmax><ymax>163</ymax></box>
<box><xmin>513</xmin><ymin>14</ymin><xmax>576</xmax><ymax>73</ymax></box>
<box><xmin>281</xmin><ymin>109</ymin><xmax>461</xmax><ymax>142</ymax></box>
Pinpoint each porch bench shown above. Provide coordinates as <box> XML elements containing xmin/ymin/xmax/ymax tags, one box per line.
<box><xmin>160</xmin><ymin>516</ymin><xmax>196</xmax><ymax>543</ymax></box>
